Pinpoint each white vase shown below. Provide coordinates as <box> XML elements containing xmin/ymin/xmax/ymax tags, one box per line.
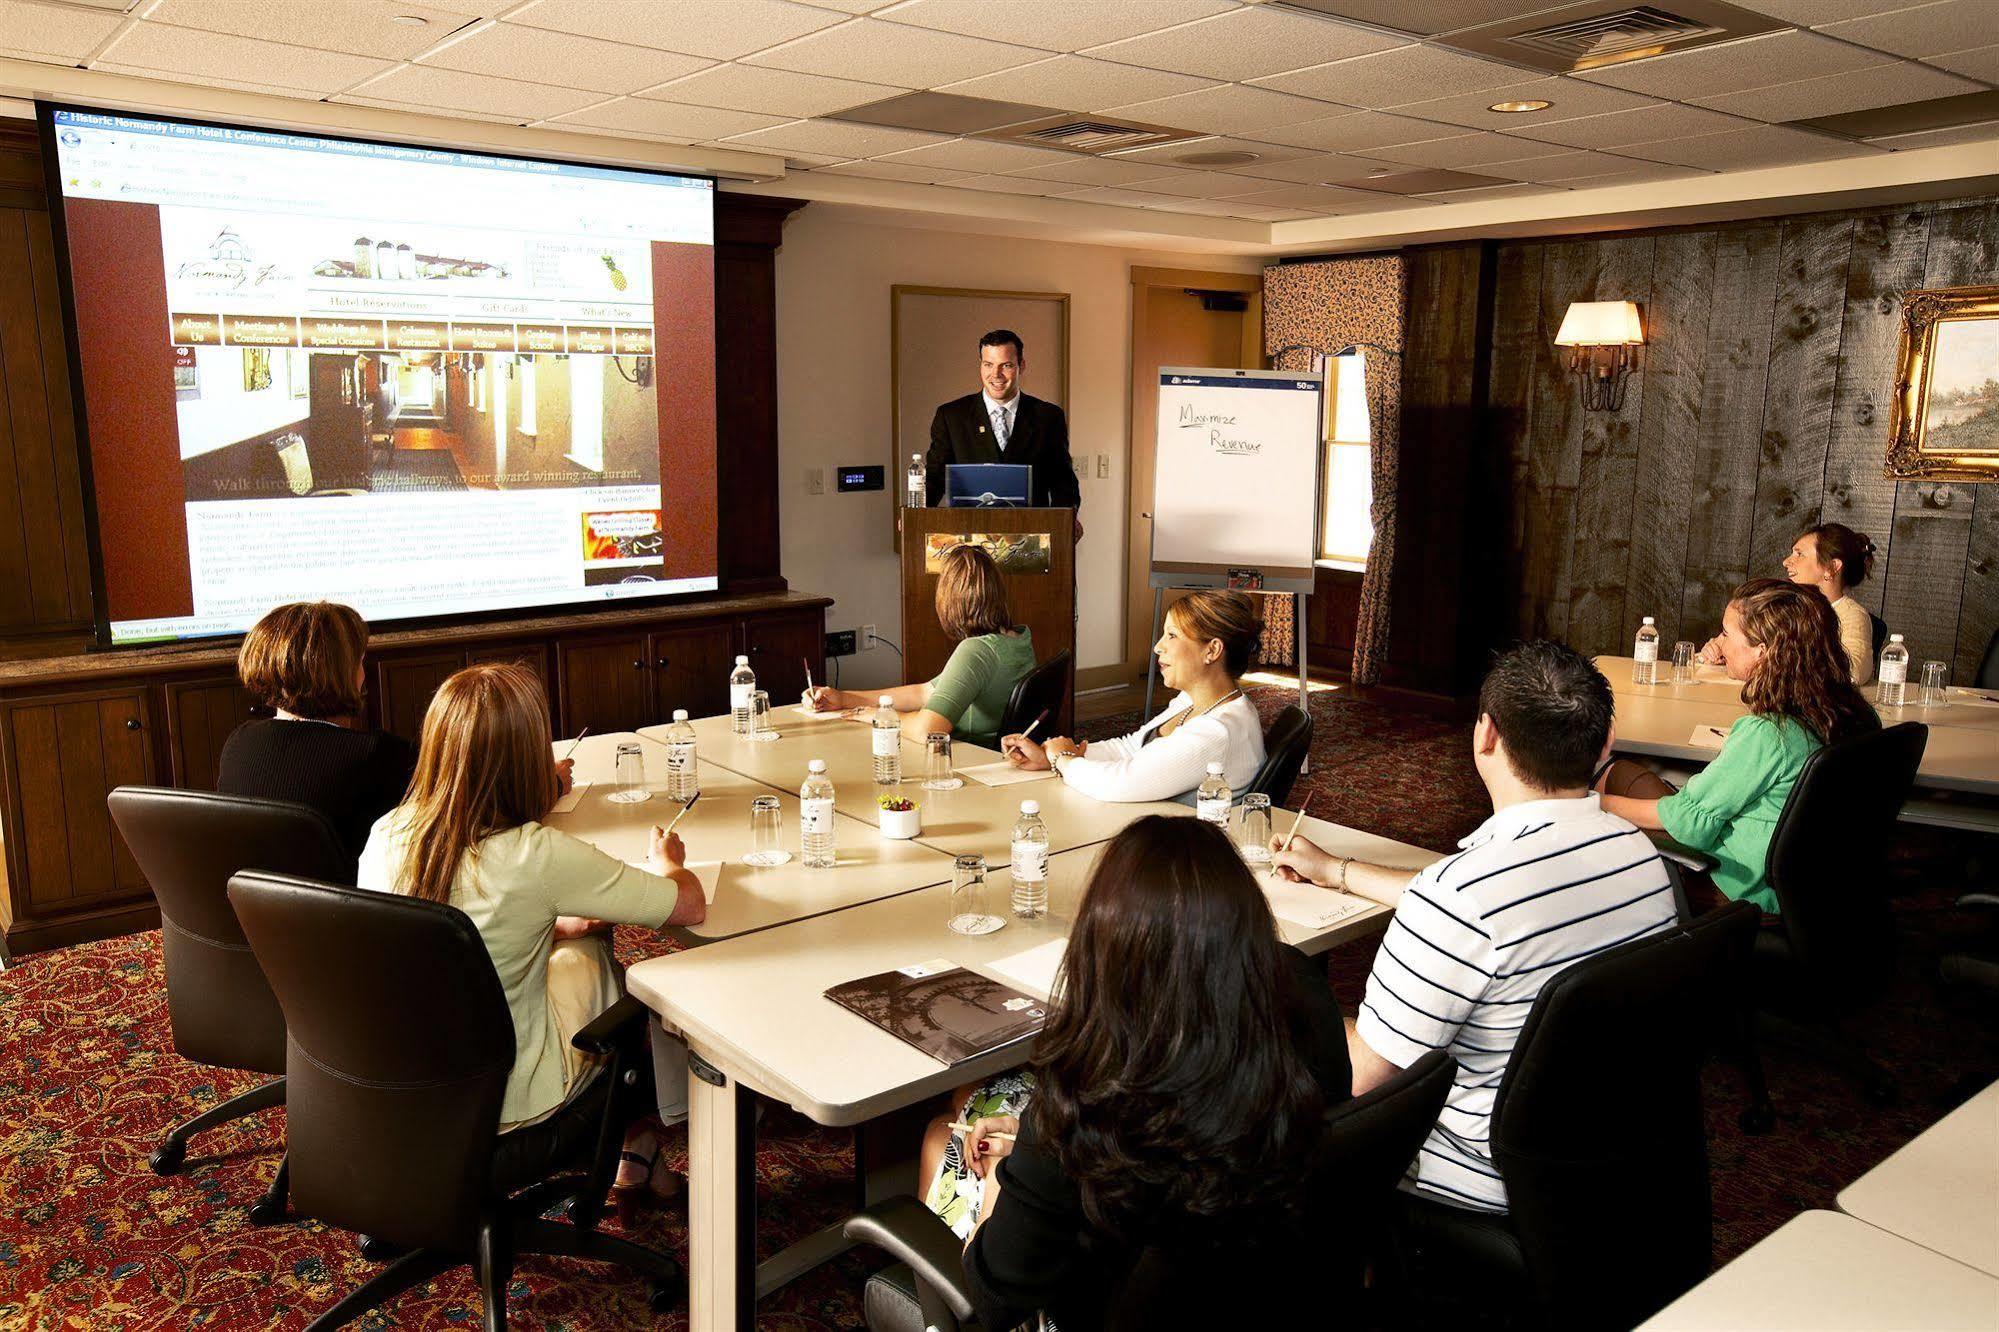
<box><xmin>879</xmin><ymin>807</ymin><xmax>921</xmax><ymax>840</ymax></box>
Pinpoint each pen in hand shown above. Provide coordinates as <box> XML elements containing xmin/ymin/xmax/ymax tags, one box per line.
<box><xmin>563</xmin><ymin>726</ymin><xmax>591</xmax><ymax>760</ymax></box>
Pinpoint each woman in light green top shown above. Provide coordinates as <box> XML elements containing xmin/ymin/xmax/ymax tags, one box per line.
<box><xmin>805</xmin><ymin>543</ymin><xmax>1036</xmax><ymax>751</ymax></box>
<box><xmin>356</xmin><ymin>662</ymin><xmax>704</xmax><ymax>1203</ymax></box>
<box><xmin>1600</xmin><ymin>579</ymin><xmax>1879</xmax><ymax>913</ymax></box>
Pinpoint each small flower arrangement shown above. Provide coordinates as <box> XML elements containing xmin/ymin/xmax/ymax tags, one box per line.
<box><xmin>878</xmin><ymin>794</ymin><xmax>917</xmax><ymax>812</ymax></box>
<box><xmin>878</xmin><ymin>792</ymin><xmax>921</xmax><ymax>838</ymax></box>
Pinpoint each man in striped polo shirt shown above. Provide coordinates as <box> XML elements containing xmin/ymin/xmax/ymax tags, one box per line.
<box><xmin>1272</xmin><ymin>640</ymin><xmax>1674</xmax><ymax>1213</ymax></box>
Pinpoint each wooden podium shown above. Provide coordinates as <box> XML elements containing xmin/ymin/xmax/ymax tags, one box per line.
<box><xmin>901</xmin><ymin>507</ymin><xmax>1075</xmax><ymax>736</ymax></box>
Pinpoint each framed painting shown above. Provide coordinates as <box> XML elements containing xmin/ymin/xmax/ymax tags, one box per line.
<box><xmin>1886</xmin><ymin>284</ymin><xmax>1999</xmax><ymax>481</ymax></box>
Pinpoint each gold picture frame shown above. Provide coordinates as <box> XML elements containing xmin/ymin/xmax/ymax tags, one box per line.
<box><xmin>1885</xmin><ymin>284</ymin><xmax>1999</xmax><ymax>481</ymax></box>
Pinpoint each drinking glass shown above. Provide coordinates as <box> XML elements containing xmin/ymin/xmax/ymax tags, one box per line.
<box><xmin>922</xmin><ymin>732</ymin><xmax>962</xmax><ymax>790</ymax></box>
<box><xmin>1237</xmin><ymin>793</ymin><xmax>1272</xmax><ymax>865</ymax></box>
<box><xmin>609</xmin><ymin>742</ymin><xmax>649</xmax><ymax>804</ymax></box>
<box><xmin>1672</xmin><ymin>641</ymin><xmax>1698</xmax><ymax>684</ymax></box>
<box><xmin>1920</xmin><ymin>660</ymin><xmax>1949</xmax><ymax>708</ymax></box>
<box><xmin>948</xmin><ymin>854</ymin><xmax>1003</xmax><ymax>936</ymax></box>
<box><xmin>744</xmin><ymin>795</ymin><xmax>789</xmax><ymax>866</ymax></box>
<box><xmin>749</xmin><ymin>689</ymin><xmax>778</xmax><ymax>741</ymax></box>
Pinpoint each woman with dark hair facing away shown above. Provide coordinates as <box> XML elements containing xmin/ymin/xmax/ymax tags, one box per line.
<box><xmin>1003</xmin><ymin>590</ymin><xmax>1265</xmax><ymax>802</ymax></box>
<box><xmin>216</xmin><ymin>601</ymin><xmax>418</xmax><ymax>870</ymax></box>
<box><xmin>1704</xmin><ymin>522</ymin><xmax>1880</xmax><ymax>684</ymax></box>
<box><xmin>1603</xmin><ymin>578</ymin><xmax>1879</xmax><ymax>913</ymax></box>
<box><xmin>804</xmin><ymin>543</ymin><xmax>1035</xmax><ymax>751</ymax></box>
<box><xmin>917</xmin><ymin>816</ymin><xmax>1350</xmax><ymax>1330</ymax></box>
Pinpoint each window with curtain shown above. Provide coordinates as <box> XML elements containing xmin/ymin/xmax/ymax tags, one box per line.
<box><xmin>1320</xmin><ymin>350</ymin><xmax>1373</xmax><ymax>564</ymax></box>
<box><xmin>518</xmin><ymin>358</ymin><xmax>537</xmax><ymax>436</ymax></box>
<box><xmin>568</xmin><ymin>357</ymin><xmax>605</xmax><ymax>471</ymax></box>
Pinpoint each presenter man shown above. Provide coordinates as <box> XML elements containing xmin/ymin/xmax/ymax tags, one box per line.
<box><xmin>926</xmin><ymin>329</ymin><xmax>1083</xmax><ymax>541</ymax></box>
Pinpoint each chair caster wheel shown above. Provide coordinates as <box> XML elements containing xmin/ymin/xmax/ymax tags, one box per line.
<box><xmin>149</xmin><ymin>1140</ymin><xmax>186</xmax><ymax>1175</ymax></box>
<box><xmin>1738</xmin><ymin>1103</ymin><xmax>1775</xmax><ymax>1135</ymax></box>
<box><xmin>247</xmin><ymin>1199</ymin><xmax>286</xmax><ymax>1227</ymax></box>
<box><xmin>647</xmin><ymin>1279</ymin><xmax>681</xmax><ymax>1314</ymax></box>
<box><xmin>358</xmin><ymin>1235</ymin><xmax>406</xmax><ymax>1263</ymax></box>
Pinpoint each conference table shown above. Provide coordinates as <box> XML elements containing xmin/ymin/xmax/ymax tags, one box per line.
<box><xmin>1837</xmin><ymin>1077</ymin><xmax>1999</xmax><ymax>1279</ymax></box>
<box><xmin>545</xmin><ymin>707</ymin><xmax>1442</xmax><ymax>1331</ymax></box>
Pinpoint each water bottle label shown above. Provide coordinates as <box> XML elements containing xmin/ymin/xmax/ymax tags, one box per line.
<box><xmin>730</xmin><ymin>683</ymin><xmax>752</xmax><ymax>709</ymax></box>
<box><xmin>1197</xmin><ymin>797</ymin><xmax>1230</xmax><ymax>825</ymax></box>
<box><xmin>1011</xmin><ymin>841</ymin><xmax>1048</xmax><ymax>882</ymax></box>
<box><xmin>1879</xmin><ymin>660</ymin><xmax>1906</xmax><ymax>684</ymax></box>
<box><xmin>1634</xmin><ymin>641</ymin><xmax>1658</xmax><ymax>663</ymax></box>
<box><xmin>872</xmin><ymin>727</ymin><xmax>899</xmax><ymax>757</ymax></box>
<box><xmin>668</xmin><ymin>743</ymin><xmax>693</xmax><ymax>769</ymax></box>
<box><xmin>800</xmin><ymin>798</ymin><xmax>833</xmax><ymax>834</ymax></box>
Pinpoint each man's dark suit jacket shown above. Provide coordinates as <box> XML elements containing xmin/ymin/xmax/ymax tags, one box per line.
<box><xmin>925</xmin><ymin>392</ymin><xmax>1081</xmax><ymax>509</ymax></box>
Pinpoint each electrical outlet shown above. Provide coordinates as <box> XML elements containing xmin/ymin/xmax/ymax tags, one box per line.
<box><xmin>861</xmin><ymin>624</ymin><xmax>878</xmax><ymax>651</ymax></box>
<box><xmin>805</xmin><ymin>467</ymin><xmax>825</xmax><ymax>495</ymax></box>
<box><xmin>825</xmin><ymin>629</ymin><xmax>856</xmax><ymax>657</ymax></box>
<box><xmin>1096</xmin><ymin>453</ymin><xmax>1109</xmax><ymax>478</ymax></box>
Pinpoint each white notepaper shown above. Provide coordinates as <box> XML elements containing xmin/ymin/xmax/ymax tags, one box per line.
<box><xmin>551</xmin><ymin>781</ymin><xmax>591</xmax><ymax>814</ymax></box>
<box><xmin>961</xmin><ymin>761</ymin><xmax>1057</xmax><ymax>788</ymax></box>
<box><xmin>981</xmin><ymin>938</ymin><xmax>1067</xmax><ymax>997</ymax></box>
<box><xmin>1258</xmin><ymin>873</ymin><xmax>1372</xmax><ymax>930</ymax></box>
<box><xmin>1688</xmin><ymin>725</ymin><xmax>1728</xmax><ymax>749</ymax></box>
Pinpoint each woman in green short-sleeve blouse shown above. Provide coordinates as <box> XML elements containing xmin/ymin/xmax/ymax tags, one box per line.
<box><xmin>803</xmin><ymin>543</ymin><xmax>1036</xmax><ymax>752</ymax></box>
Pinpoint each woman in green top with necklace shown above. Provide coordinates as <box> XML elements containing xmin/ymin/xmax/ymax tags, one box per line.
<box><xmin>1597</xmin><ymin>578</ymin><xmax>1878</xmax><ymax>914</ymax></box>
<box><xmin>804</xmin><ymin>543</ymin><xmax>1035</xmax><ymax>752</ymax></box>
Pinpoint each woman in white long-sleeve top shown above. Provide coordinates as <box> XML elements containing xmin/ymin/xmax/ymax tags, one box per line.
<box><xmin>1002</xmin><ymin>589</ymin><xmax>1265</xmax><ymax>803</ymax></box>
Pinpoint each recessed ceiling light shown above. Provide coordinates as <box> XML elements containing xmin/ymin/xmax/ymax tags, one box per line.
<box><xmin>1490</xmin><ymin>99</ymin><xmax>1552</xmax><ymax>113</ymax></box>
<box><xmin>390</xmin><ymin>14</ymin><xmax>430</xmax><ymax>25</ymax></box>
<box><xmin>1178</xmin><ymin>150</ymin><xmax>1259</xmax><ymax>166</ymax></box>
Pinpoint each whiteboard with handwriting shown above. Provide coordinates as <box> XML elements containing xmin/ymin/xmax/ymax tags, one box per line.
<box><xmin>1151</xmin><ymin>367</ymin><xmax>1323</xmax><ymax>593</ymax></box>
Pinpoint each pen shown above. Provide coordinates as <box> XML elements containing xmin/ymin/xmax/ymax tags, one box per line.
<box><xmin>563</xmin><ymin>726</ymin><xmax>590</xmax><ymax>760</ymax></box>
<box><xmin>1003</xmin><ymin>710</ymin><xmax>1049</xmax><ymax>759</ymax></box>
<box><xmin>1280</xmin><ymin>793</ymin><xmax>1315</xmax><ymax>853</ymax></box>
<box><xmin>949</xmin><ymin>1121</ymin><xmax>1016</xmax><ymax>1143</ymax></box>
<box><xmin>804</xmin><ymin>657</ymin><xmax>814</xmax><ymax>692</ymax></box>
<box><xmin>663</xmin><ymin>792</ymin><xmax>700</xmax><ymax>834</ymax></box>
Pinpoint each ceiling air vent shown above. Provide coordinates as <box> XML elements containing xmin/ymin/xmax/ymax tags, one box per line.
<box><xmin>1439</xmin><ymin>0</ymin><xmax>1783</xmax><ymax>73</ymax></box>
<box><xmin>977</xmin><ymin>114</ymin><xmax>1202</xmax><ymax>157</ymax></box>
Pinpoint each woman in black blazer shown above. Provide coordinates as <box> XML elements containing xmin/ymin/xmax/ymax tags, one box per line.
<box><xmin>941</xmin><ymin>816</ymin><xmax>1352</xmax><ymax>1331</ymax></box>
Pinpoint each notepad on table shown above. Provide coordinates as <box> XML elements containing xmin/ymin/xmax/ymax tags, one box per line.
<box><xmin>981</xmin><ymin>938</ymin><xmax>1066</xmax><ymax>997</ymax></box>
<box><xmin>1689</xmin><ymin>725</ymin><xmax>1728</xmax><ymax>749</ymax></box>
<box><xmin>962</xmin><ymin>761</ymin><xmax>1057</xmax><ymax>788</ymax></box>
<box><xmin>551</xmin><ymin>781</ymin><xmax>591</xmax><ymax>814</ymax></box>
<box><xmin>1258</xmin><ymin>873</ymin><xmax>1372</xmax><ymax>930</ymax></box>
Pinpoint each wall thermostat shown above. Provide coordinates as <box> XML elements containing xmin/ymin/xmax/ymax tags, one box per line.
<box><xmin>836</xmin><ymin>465</ymin><xmax>884</xmax><ymax>492</ymax></box>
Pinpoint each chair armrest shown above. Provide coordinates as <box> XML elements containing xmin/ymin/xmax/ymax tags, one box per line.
<box><xmin>1957</xmin><ymin>892</ymin><xmax>1999</xmax><ymax>912</ymax></box>
<box><xmin>1647</xmin><ymin>832</ymin><xmax>1716</xmax><ymax>874</ymax></box>
<box><xmin>843</xmin><ymin>1196</ymin><xmax>977</xmax><ymax>1325</ymax></box>
<box><xmin>572</xmin><ymin>994</ymin><xmax>648</xmax><ymax>1056</ymax></box>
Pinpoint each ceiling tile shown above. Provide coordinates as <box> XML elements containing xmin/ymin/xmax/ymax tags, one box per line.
<box><xmin>720</xmin><ymin>116</ymin><xmax>953</xmax><ymax>156</ymax></box>
<box><xmin>95</xmin><ymin>21</ymin><xmax>393</xmax><ymax>93</ymax></box>
<box><xmin>334</xmin><ymin>94</ymin><xmax>524</xmax><ymax>123</ymax></box>
<box><xmin>1293</xmin><ymin>0</ymin><xmax>1574</xmax><ymax>36</ymax></box>
<box><xmin>1115</xmin><ymin>167</ymin><xmax>1282</xmax><ymax>197</ymax></box>
<box><xmin>144</xmin><ymin>0</ymin><xmax>482</xmax><ymax>60</ymax></box>
<box><xmin>1366</xmin><ymin>131</ymin><xmax>1574</xmax><ymax>169</ymax></box>
<box><xmin>1508</xmin><ymin>102</ymin><xmax>1758</xmax><ymax>147</ymax></box>
<box><xmin>507</xmin><ymin>0</ymin><xmax>846</xmax><ymax>61</ymax></box>
<box><xmin>640</xmin><ymin>62</ymin><xmax>899</xmax><ymax>117</ymax></box>
<box><xmin>1055</xmin><ymin>185</ymin><xmax>1199</xmax><ymax>207</ymax></box>
<box><xmin>1254</xmin><ymin>108</ymin><xmax>1478</xmax><ymax>151</ymax></box>
<box><xmin>1225</xmin><ymin>202</ymin><xmax>1319</xmax><ymax>220</ymax></box>
<box><xmin>1108</xmin><ymin>134</ymin><xmax>1318</xmax><ymax>167</ymax></box>
<box><xmin>1928</xmin><ymin>44</ymin><xmax>1999</xmax><ymax>82</ymax></box>
<box><xmin>1082</xmin><ymin>6</ymin><xmax>1406</xmax><ymax>82</ymax></box>
<box><xmin>779</xmin><ymin>150</ymin><xmax>854</xmax><ymax>165</ymax></box>
<box><xmin>1481</xmin><ymin>149</ymin><xmax>1649</xmax><ymax>182</ymax></box>
<box><xmin>1413</xmin><ymin>181</ymin><xmax>1569</xmax><ymax>202</ymax></box>
<box><xmin>1141</xmin><ymin>195</ymin><xmax>1266</xmax><ymax>216</ymax></box>
<box><xmin>742</xmin><ymin>17</ymin><xmax>1048</xmax><ymax>86</ymax></box>
<box><xmin>795</xmin><ymin>0</ymin><xmax>899</xmax><ymax>11</ymax></box>
<box><xmin>1576</xmin><ymin>30</ymin><xmax>1893</xmax><ymax>98</ymax></box>
<box><xmin>1218</xmin><ymin>181</ymin><xmax>1409</xmax><ymax>210</ymax></box>
<box><xmin>544</xmin><ymin>98</ymin><xmax>789</xmax><ymax>139</ymax></box>
<box><xmin>1211</xmin><ymin>150</ymin><xmax>1407</xmax><ymax>184</ymax></box>
<box><xmin>1102</xmin><ymin>84</ymin><xmax>1350</xmax><ymax>136</ymax></box>
<box><xmin>1616</xmin><ymin>123</ymin><xmax>1883</xmax><ymax>168</ymax></box>
<box><xmin>816</xmin><ymin>159</ymin><xmax>975</xmax><ymax>182</ymax></box>
<box><xmin>1820</xmin><ymin>1</ymin><xmax>1999</xmax><ymax>58</ymax></box>
<box><xmin>871</xmin><ymin>137</ymin><xmax>1074</xmax><ymax>171</ymax></box>
<box><xmin>939</xmin><ymin>54</ymin><xmax>1220</xmax><ymax>110</ymax></box>
<box><xmin>1000</xmin><ymin>156</ymin><xmax>1186</xmax><ymax>185</ymax></box>
<box><xmin>347</xmin><ymin>63</ymin><xmax>607</xmax><ymax>117</ymax></box>
<box><xmin>0</xmin><ymin>0</ymin><xmax>123</xmax><ymax>60</ymax></box>
<box><xmin>1386</xmin><ymin>76</ymin><xmax>1660</xmax><ymax>128</ymax></box>
<box><xmin>1544</xmin><ymin>164</ymin><xmax>1712</xmax><ymax>186</ymax></box>
<box><xmin>422</xmin><ymin>22</ymin><xmax>711</xmax><ymax>95</ymax></box>
<box><xmin>947</xmin><ymin>172</ymin><xmax>1076</xmax><ymax>194</ymax></box>
<box><xmin>1728</xmin><ymin>0</ymin><xmax>1923</xmax><ymax>20</ymax></box>
<box><xmin>1870</xmin><ymin>118</ymin><xmax>1999</xmax><ymax>147</ymax></box>
<box><xmin>877</xmin><ymin>0</ymin><xmax>1232</xmax><ymax>53</ymax></box>
<box><xmin>1253</xmin><ymin>43</ymin><xmax>1534</xmax><ymax>106</ymax></box>
<box><xmin>1691</xmin><ymin>59</ymin><xmax>1979</xmax><ymax>121</ymax></box>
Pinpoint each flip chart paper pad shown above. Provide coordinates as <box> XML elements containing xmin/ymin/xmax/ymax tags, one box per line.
<box><xmin>1152</xmin><ymin>369</ymin><xmax>1323</xmax><ymax>587</ymax></box>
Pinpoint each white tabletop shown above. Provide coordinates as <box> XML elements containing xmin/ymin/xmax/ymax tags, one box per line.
<box><xmin>548</xmin><ymin>733</ymin><xmax>957</xmax><ymax>942</ymax></box>
<box><xmin>1601</xmin><ymin>654</ymin><xmax>1999</xmax><ymax>733</ymax></box>
<box><xmin>1639</xmin><ymin>1210</ymin><xmax>1999</xmax><ymax>1330</ymax></box>
<box><xmin>1838</xmin><ymin>1078</ymin><xmax>1999</xmax><ymax>1278</ymax></box>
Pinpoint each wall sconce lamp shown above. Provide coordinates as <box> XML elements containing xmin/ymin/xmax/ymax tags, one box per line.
<box><xmin>1554</xmin><ymin>301</ymin><xmax>1644</xmax><ymax>412</ymax></box>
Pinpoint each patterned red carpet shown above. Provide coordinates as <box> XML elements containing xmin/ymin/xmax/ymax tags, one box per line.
<box><xmin>1</xmin><ymin>682</ymin><xmax>1992</xmax><ymax>1328</ymax></box>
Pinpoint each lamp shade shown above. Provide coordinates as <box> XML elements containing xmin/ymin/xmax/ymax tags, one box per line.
<box><xmin>1554</xmin><ymin>300</ymin><xmax>1644</xmax><ymax>346</ymax></box>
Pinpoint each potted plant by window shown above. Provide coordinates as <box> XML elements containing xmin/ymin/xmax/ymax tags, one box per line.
<box><xmin>877</xmin><ymin>792</ymin><xmax>921</xmax><ymax>840</ymax></box>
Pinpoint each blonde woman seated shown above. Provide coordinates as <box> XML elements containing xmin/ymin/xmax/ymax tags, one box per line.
<box><xmin>1003</xmin><ymin>589</ymin><xmax>1265</xmax><ymax>803</ymax></box>
<box><xmin>804</xmin><ymin>543</ymin><xmax>1035</xmax><ymax>751</ymax></box>
<box><xmin>356</xmin><ymin>663</ymin><xmax>706</xmax><ymax>1209</ymax></box>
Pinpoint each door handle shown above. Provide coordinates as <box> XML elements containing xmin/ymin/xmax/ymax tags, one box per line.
<box><xmin>656</xmin><ymin>658</ymin><xmax>670</xmax><ymax>669</ymax></box>
<box><xmin>632</xmin><ymin>659</ymin><xmax>645</xmax><ymax>671</ymax></box>
<box><xmin>124</xmin><ymin>718</ymin><xmax>142</xmax><ymax>731</ymax></box>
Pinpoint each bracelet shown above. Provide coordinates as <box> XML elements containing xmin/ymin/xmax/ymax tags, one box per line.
<box><xmin>1337</xmin><ymin>856</ymin><xmax>1354</xmax><ymax>891</ymax></box>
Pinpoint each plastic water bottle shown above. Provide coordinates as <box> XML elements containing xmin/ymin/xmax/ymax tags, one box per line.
<box><xmin>1633</xmin><ymin>617</ymin><xmax>1660</xmax><ymax>685</ymax></box>
<box><xmin>872</xmin><ymin>696</ymin><xmax>902</xmax><ymax>785</ymax></box>
<box><xmin>906</xmin><ymin>453</ymin><xmax>926</xmax><ymax>509</ymax></box>
<box><xmin>800</xmin><ymin>759</ymin><xmax>836</xmax><ymax>867</ymax></box>
<box><xmin>663</xmin><ymin>709</ymin><xmax>699</xmax><ymax>803</ymax></box>
<box><xmin>1877</xmin><ymin>633</ymin><xmax>1909</xmax><ymax>707</ymax></box>
<box><xmin>1196</xmin><ymin>762</ymin><xmax>1231</xmax><ymax>826</ymax></box>
<box><xmin>729</xmin><ymin>655</ymin><xmax>756</xmax><ymax>735</ymax></box>
<box><xmin>1010</xmin><ymin>800</ymin><xmax>1050</xmax><ymax>919</ymax></box>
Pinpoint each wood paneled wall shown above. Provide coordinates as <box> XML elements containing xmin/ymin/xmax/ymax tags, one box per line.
<box><xmin>1491</xmin><ymin>196</ymin><xmax>1999</xmax><ymax>683</ymax></box>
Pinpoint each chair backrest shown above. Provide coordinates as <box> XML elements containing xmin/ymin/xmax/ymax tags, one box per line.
<box><xmin>999</xmin><ymin>648</ymin><xmax>1072</xmax><ymax>738</ymax></box>
<box><xmin>1243</xmin><ymin>705</ymin><xmax>1312</xmax><ymax>806</ymax></box>
<box><xmin>107</xmin><ymin>786</ymin><xmax>353</xmax><ymax>1076</ymax></box>
<box><xmin>1979</xmin><ymin>627</ymin><xmax>1999</xmax><ymax>690</ymax></box>
<box><xmin>228</xmin><ymin>871</ymin><xmax>515</xmax><ymax>1252</ymax></box>
<box><xmin>1765</xmin><ymin>722</ymin><xmax>1927</xmax><ymax>993</ymax></box>
<box><xmin>1492</xmin><ymin>902</ymin><xmax>1758</xmax><ymax>1331</ymax></box>
<box><xmin>1870</xmin><ymin>613</ymin><xmax>1889</xmax><ymax>661</ymax></box>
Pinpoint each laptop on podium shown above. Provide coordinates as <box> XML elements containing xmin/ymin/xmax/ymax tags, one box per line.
<box><xmin>945</xmin><ymin>462</ymin><xmax>1032</xmax><ymax>508</ymax></box>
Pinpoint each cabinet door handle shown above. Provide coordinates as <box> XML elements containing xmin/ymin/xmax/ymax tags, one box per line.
<box><xmin>656</xmin><ymin>657</ymin><xmax>670</xmax><ymax>669</ymax></box>
<box><xmin>632</xmin><ymin>659</ymin><xmax>646</xmax><ymax>671</ymax></box>
<box><xmin>125</xmin><ymin>718</ymin><xmax>142</xmax><ymax>731</ymax></box>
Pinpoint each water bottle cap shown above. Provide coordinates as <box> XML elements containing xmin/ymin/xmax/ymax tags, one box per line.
<box><xmin>808</xmin><ymin>759</ymin><xmax>826</xmax><ymax>773</ymax></box>
<box><xmin>672</xmin><ymin>709</ymin><xmax>689</xmax><ymax>721</ymax></box>
<box><xmin>1889</xmin><ymin>633</ymin><xmax>1904</xmax><ymax>642</ymax></box>
<box><xmin>1207</xmin><ymin>761</ymin><xmax>1225</xmax><ymax>774</ymax></box>
<box><xmin>879</xmin><ymin>695</ymin><xmax>894</xmax><ymax>705</ymax></box>
<box><xmin>1020</xmin><ymin>800</ymin><xmax>1040</xmax><ymax>815</ymax></box>
<box><xmin>912</xmin><ymin>453</ymin><xmax>921</xmax><ymax>461</ymax></box>
<box><xmin>735</xmin><ymin>655</ymin><xmax>749</xmax><ymax>665</ymax></box>
<box><xmin>1641</xmin><ymin>617</ymin><xmax>1655</xmax><ymax>625</ymax></box>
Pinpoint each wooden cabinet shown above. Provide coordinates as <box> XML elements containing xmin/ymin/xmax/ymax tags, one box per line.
<box><xmin>650</xmin><ymin>621</ymin><xmax>736</xmax><ymax>719</ymax></box>
<box><xmin>741</xmin><ymin>611</ymin><xmax>824</xmax><ymax>706</ymax></box>
<box><xmin>374</xmin><ymin>651</ymin><xmax>464</xmax><ymax>743</ymax></box>
<box><xmin>556</xmin><ymin>634</ymin><xmax>655</xmax><ymax>737</ymax></box>
<box><xmin>164</xmin><ymin>676</ymin><xmax>262</xmax><ymax>790</ymax></box>
<box><xmin>467</xmin><ymin>640</ymin><xmax>548</xmax><ymax>682</ymax></box>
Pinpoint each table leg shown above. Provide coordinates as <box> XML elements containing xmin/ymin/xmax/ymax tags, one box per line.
<box><xmin>685</xmin><ymin>1048</ymin><xmax>759</xmax><ymax>1331</ymax></box>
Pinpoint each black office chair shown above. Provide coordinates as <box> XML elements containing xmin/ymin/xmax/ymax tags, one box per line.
<box><xmin>105</xmin><ymin>787</ymin><xmax>354</xmax><ymax>1220</ymax></box>
<box><xmin>1390</xmin><ymin>902</ymin><xmax>1759</xmax><ymax>1332</ymax></box>
<box><xmin>1978</xmin><ymin>627</ymin><xmax>1999</xmax><ymax>690</ymax></box>
<box><xmin>1870</xmin><ymin>612</ymin><xmax>1889</xmax><ymax>662</ymax></box>
<box><xmin>998</xmin><ymin>648</ymin><xmax>1071</xmax><ymax>739</ymax></box>
<box><xmin>1243</xmin><ymin>705</ymin><xmax>1313</xmax><ymax>807</ymax></box>
<box><xmin>227</xmin><ymin>871</ymin><xmax>681</xmax><ymax>1329</ymax></box>
<box><xmin>843</xmin><ymin>1050</ymin><xmax>1456</xmax><ymax>1332</ymax></box>
<box><xmin>1751</xmin><ymin>721</ymin><xmax>1928</xmax><ymax>1104</ymax></box>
